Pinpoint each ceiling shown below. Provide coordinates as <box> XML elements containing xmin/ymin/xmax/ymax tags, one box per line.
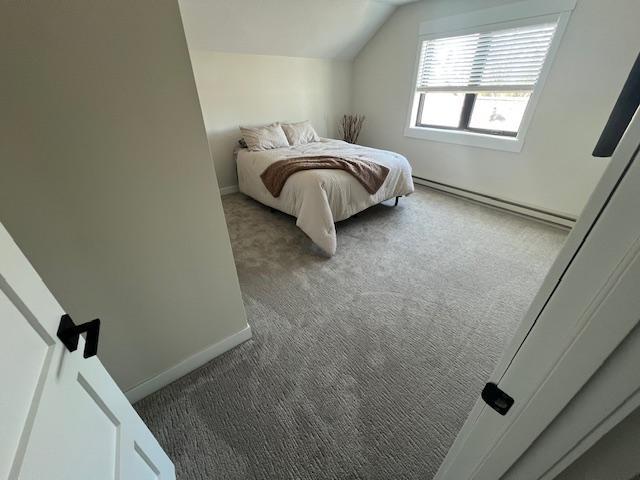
<box><xmin>179</xmin><ymin>0</ymin><xmax>418</xmax><ymax>60</ymax></box>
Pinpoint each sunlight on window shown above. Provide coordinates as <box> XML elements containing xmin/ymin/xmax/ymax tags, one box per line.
<box><xmin>419</xmin><ymin>92</ymin><xmax>465</xmax><ymax>128</ymax></box>
<box><xmin>469</xmin><ymin>92</ymin><xmax>531</xmax><ymax>134</ymax></box>
<box><xmin>409</xmin><ymin>20</ymin><xmax>558</xmax><ymax>142</ymax></box>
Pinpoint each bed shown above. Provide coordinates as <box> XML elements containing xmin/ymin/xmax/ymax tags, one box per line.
<box><xmin>236</xmin><ymin>138</ymin><xmax>414</xmax><ymax>256</ymax></box>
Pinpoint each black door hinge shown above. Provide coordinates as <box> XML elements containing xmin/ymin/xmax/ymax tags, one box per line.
<box><xmin>482</xmin><ymin>382</ymin><xmax>514</xmax><ymax>415</ymax></box>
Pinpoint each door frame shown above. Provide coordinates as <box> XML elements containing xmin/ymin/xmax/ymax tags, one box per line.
<box><xmin>505</xmin><ymin>319</ymin><xmax>640</xmax><ymax>479</ymax></box>
<box><xmin>435</xmin><ymin>111</ymin><xmax>640</xmax><ymax>479</ymax></box>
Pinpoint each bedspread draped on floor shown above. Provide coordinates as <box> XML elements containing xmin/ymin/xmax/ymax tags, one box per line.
<box><xmin>135</xmin><ymin>186</ymin><xmax>567</xmax><ymax>480</ymax></box>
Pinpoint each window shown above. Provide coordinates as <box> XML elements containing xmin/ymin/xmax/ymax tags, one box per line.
<box><xmin>405</xmin><ymin>9</ymin><xmax>569</xmax><ymax>152</ymax></box>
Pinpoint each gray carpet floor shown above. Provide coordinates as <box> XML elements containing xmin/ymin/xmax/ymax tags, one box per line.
<box><xmin>135</xmin><ymin>185</ymin><xmax>567</xmax><ymax>480</ymax></box>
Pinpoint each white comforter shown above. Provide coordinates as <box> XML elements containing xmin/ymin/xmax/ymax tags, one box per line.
<box><xmin>236</xmin><ymin>138</ymin><xmax>414</xmax><ymax>255</ymax></box>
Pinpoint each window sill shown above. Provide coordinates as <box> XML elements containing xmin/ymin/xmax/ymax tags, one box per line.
<box><xmin>404</xmin><ymin>126</ymin><xmax>524</xmax><ymax>153</ymax></box>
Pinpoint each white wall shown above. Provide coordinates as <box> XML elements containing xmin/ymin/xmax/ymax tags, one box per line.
<box><xmin>190</xmin><ymin>51</ymin><xmax>352</xmax><ymax>189</ymax></box>
<box><xmin>352</xmin><ymin>0</ymin><xmax>640</xmax><ymax>217</ymax></box>
<box><xmin>1</xmin><ymin>0</ymin><xmax>248</xmax><ymax>393</ymax></box>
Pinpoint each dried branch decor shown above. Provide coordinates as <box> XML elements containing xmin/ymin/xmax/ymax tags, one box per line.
<box><xmin>339</xmin><ymin>114</ymin><xmax>365</xmax><ymax>144</ymax></box>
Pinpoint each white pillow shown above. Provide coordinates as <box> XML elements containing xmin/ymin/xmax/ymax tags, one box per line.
<box><xmin>281</xmin><ymin>121</ymin><xmax>320</xmax><ymax>146</ymax></box>
<box><xmin>239</xmin><ymin>123</ymin><xmax>289</xmax><ymax>151</ymax></box>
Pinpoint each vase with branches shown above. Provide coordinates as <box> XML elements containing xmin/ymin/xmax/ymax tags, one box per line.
<box><xmin>339</xmin><ymin>114</ymin><xmax>365</xmax><ymax>144</ymax></box>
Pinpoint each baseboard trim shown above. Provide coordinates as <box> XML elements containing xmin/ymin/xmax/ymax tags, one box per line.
<box><xmin>413</xmin><ymin>176</ymin><xmax>577</xmax><ymax>229</ymax></box>
<box><xmin>219</xmin><ymin>185</ymin><xmax>239</xmax><ymax>196</ymax></box>
<box><xmin>125</xmin><ymin>324</ymin><xmax>253</xmax><ymax>403</ymax></box>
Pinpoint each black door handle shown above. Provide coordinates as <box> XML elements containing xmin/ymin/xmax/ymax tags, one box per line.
<box><xmin>482</xmin><ymin>382</ymin><xmax>514</xmax><ymax>415</ymax></box>
<box><xmin>57</xmin><ymin>314</ymin><xmax>101</xmax><ymax>358</ymax></box>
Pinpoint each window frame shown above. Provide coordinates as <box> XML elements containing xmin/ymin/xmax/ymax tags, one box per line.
<box><xmin>404</xmin><ymin>1</ymin><xmax>574</xmax><ymax>153</ymax></box>
<box><xmin>415</xmin><ymin>92</ymin><xmax>520</xmax><ymax>138</ymax></box>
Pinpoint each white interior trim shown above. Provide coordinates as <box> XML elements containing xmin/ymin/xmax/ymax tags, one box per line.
<box><xmin>495</xmin><ymin>289</ymin><xmax>640</xmax><ymax>479</ymax></box>
<box><xmin>413</xmin><ymin>177</ymin><xmax>576</xmax><ymax>228</ymax></box>
<box><xmin>540</xmin><ymin>344</ymin><xmax>640</xmax><ymax>480</ymax></box>
<box><xmin>125</xmin><ymin>324</ymin><xmax>252</xmax><ymax>403</ymax></box>
<box><xmin>502</xmin><ymin>311</ymin><xmax>640</xmax><ymax>479</ymax></box>
<box><xmin>540</xmin><ymin>388</ymin><xmax>640</xmax><ymax>480</ymax></box>
<box><xmin>404</xmin><ymin>126</ymin><xmax>525</xmax><ymax>152</ymax></box>
<box><xmin>219</xmin><ymin>185</ymin><xmax>239</xmax><ymax>196</ymax></box>
<box><xmin>405</xmin><ymin>0</ymin><xmax>575</xmax><ymax>152</ymax></box>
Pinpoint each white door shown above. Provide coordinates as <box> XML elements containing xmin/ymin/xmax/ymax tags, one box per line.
<box><xmin>0</xmin><ymin>223</ymin><xmax>175</xmax><ymax>480</ymax></box>
<box><xmin>435</xmin><ymin>87</ymin><xmax>640</xmax><ymax>477</ymax></box>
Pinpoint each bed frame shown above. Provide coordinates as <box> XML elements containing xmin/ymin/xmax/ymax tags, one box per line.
<box><xmin>270</xmin><ymin>196</ymin><xmax>401</xmax><ymax>214</ymax></box>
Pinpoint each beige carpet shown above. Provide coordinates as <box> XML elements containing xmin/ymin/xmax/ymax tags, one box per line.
<box><xmin>136</xmin><ymin>185</ymin><xmax>567</xmax><ymax>479</ymax></box>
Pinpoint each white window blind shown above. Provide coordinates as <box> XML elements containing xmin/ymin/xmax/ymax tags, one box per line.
<box><xmin>416</xmin><ymin>22</ymin><xmax>558</xmax><ymax>93</ymax></box>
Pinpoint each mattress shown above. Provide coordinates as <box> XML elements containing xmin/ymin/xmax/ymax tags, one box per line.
<box><xmin>236</xmin><ymin>138</ymin><xmax>414</xmax><ymax>255</ymax></box>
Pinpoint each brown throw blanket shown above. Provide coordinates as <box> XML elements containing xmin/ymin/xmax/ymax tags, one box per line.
<box><xmin>260</xmin><ymin>155</ymin><xmax>390</xmax><ymax>197</ymax></box>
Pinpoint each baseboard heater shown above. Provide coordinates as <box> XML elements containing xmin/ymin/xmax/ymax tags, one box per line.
<box><xmin>412</xmin><ymin>176</ymin><xmax>576</xmax><ymax>229</ymax></box>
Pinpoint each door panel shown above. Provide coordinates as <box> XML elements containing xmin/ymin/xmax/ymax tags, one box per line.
<box><xmin>19</xmin><ymin>345</ymin><xmax>121</xmax><ymax>480</ymax></box>
<box><xmin>434</xmin><ymin>109</ymin><xmax>640</xmax><ymax>479</ymax></box>
<box><xmin>131</xmin><ymin>443</ymin><xmax>162</xmax><ymax>480</ymax></box>
<box><xmin>0</xmin><ymin>222</ymin><xmax>175</xmax><ymax>479</ymax></box>
<box><xmin>0</xmin><ymin>291</ymin><xmax>50</xmax><ymax>480</ymax></box>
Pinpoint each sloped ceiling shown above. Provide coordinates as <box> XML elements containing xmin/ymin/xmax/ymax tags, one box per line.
<box><xmin>179</xmin><ymin>0</ymin><xmax>417</xmax><ymax>60</ymax></box>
